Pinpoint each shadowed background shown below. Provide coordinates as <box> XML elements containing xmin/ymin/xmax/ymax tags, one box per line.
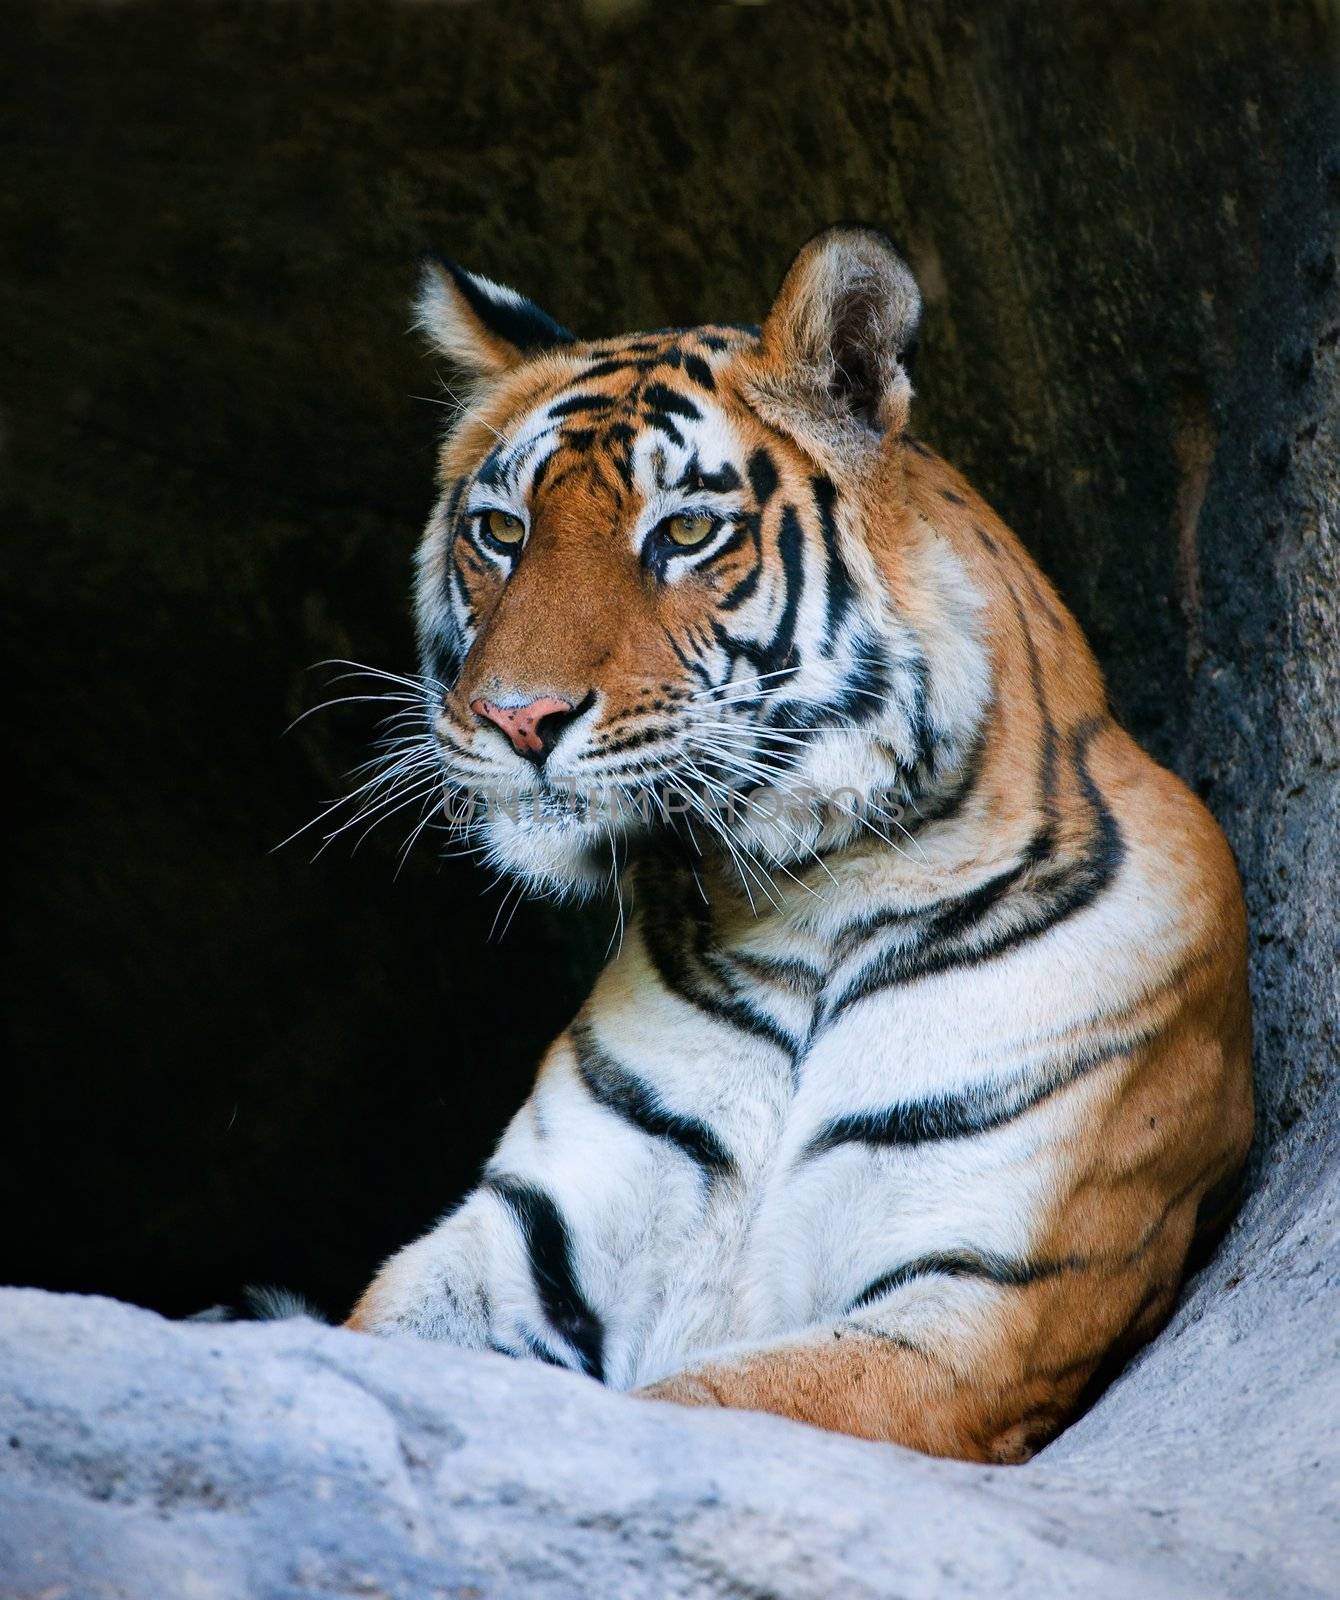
<box><xmin>3</xmin><ymin>0</ymin><xmax>1336</xmax><ymax>1319</ymax></box>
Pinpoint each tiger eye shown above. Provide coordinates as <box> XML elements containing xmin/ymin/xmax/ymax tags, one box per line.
<box><xmin>484</xmin><ymin>510</ymin><xmax>525</xmax><ymax>546</ymax></box>
<box><xmin>665</xmin><ymin>511</ymin><xmax>714</xmax><ymax>547</ymax></box>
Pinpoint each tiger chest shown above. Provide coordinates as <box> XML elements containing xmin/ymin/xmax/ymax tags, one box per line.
<box><xmin>617</xmin><ymin>928</ymin><xmax>1071</xmax><ymax>1383</ymax></box>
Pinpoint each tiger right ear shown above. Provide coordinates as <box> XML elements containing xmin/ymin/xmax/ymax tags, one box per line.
<box><xmin>753</xmin><ymin>225</ymin><xmax>922</xmax><ymax>453</ymax></box>
<box><xmin>414</xmin><ymin>255</ymin><xmax>575</xmax><ymax>378</ymax></box>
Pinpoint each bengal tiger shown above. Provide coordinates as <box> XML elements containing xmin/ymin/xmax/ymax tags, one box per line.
<box><xmin>346</xmin><ymin>226</ymin><xmax>1253</xmax><ymax>1463</ymax></box>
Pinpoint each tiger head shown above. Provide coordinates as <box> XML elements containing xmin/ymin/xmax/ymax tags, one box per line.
<box><xmin>414</xmin><ymin>226</ymin><xmax>989</xmax><ymax>898</ymax></box>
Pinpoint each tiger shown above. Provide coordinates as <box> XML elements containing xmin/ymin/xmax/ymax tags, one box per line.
<box><xmin>347</xmin><ymin>225</ymin><xmax>1254</xmax><ymax>1464</ymax></box>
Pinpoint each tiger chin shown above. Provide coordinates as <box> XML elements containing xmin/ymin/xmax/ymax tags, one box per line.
<box><xmin>347</xmin><ymin>225</ymin><xmax>1253</xmax><ymax>1465</ymax></box>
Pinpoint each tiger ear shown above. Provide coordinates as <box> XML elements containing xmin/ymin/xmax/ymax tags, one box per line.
<box><xmin>755</xmin><ymin>225</ymin><xmax>922</xmax><ymax>447</ymax></box>
<box><xmin>414</xmin><ymin>255</ymin><xmax>575</xmax><ymax>377</ymax></box>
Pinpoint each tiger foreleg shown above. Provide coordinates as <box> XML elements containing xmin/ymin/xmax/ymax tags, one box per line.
<box><xmin>637</xmin><ymin>1329</ymin><xmax>1063</xmax><ymax>1465</ymax></box>
<box><xmin>345</xmin><ymin>1170</ymin><xmax>608</xmax><ymax>1377</ymax></box>
<box><xmin>345</xmin><ymin>1195</ymin><xmax>496</xmax><ymax>1347</ymax></box>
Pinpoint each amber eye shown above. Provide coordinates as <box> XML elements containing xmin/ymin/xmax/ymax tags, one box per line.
<box><xmin>481</xmin><ymin>509</ymin><xmax>525</xmax><ymax>547</ymax></box>
<box><xmin>663</xmin><ymin>511</ymin><xmax>715</xmax><ymax>548</ymax></box>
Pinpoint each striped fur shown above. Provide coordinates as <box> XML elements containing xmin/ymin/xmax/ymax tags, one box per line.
<box><xmin>349</xmin><ymin>229</ymin><xmax>1253</xmax><ymax>1464</ymax></box>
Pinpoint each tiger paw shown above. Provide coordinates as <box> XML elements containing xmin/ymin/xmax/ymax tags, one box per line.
<box><xmin>635</xmin><ymin>1371</ymin><xmax>727</xmax><ymax>1408</ymax></box>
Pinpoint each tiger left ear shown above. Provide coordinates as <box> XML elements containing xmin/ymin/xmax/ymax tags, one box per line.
<box><xmin>753</xmin><ymin>225</ymin><xmax>922</xmax><ymax>449</ymax></box>
<box><xmin>414</xmin><ymin>255</ymin><xmax>575</xmax><ymax>378</ymax></box>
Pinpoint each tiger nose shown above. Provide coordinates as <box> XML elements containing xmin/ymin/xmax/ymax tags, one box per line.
<box><xmin>470</xmin><ymin>695</ymin><xmax>578</xmax><ymax>762</ymax></box>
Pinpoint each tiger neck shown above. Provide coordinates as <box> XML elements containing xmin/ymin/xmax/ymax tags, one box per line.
<box><xmin>652</xmin><ymin>480</ymin><xmax>1111</xmax><ymax>947</ymax></box>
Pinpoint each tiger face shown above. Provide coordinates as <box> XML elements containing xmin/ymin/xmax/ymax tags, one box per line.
<box><xmin>415</xmin><ymin>229</ymin><xmax>986</xmax><ymax>897</ymax></box>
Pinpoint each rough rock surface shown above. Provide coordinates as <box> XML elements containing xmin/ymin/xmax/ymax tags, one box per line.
<box><xmin>1</xmin><ymin>1255</ymin><xmax>1337</xmax><ymax>1600</ymax></box>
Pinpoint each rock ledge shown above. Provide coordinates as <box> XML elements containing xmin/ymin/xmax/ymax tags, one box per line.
<box><xmin>1</xmin><ymin>1246</ymin><xmax>1335</xmax><ymax>1598</ymax></box>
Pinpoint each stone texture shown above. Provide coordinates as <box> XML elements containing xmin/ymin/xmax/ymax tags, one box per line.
<box><xmin>0</xmin><ymin>1263</ymin><xmax>1336</xmax><ymax>1600</ymax></box>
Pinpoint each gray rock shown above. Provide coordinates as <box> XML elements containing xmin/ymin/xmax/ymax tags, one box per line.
<box><xmin>0</xmin><ymin>1233</ymin><xmax>1336</xmax><ymax>1600</ymax></box>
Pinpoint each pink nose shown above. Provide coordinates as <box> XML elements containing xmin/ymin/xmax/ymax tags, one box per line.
<box><xmin>470</xmin><ymin>695</ymin><xmax>576</xmax><ymax>759</ymax></box>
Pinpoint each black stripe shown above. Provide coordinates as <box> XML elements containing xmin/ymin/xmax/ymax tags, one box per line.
<box><xmin>541</xmin><ymin>464</ymin><xmax>580</xmax><ymax>496</ymax></box>
<box><xmin>528</xmin><ymin>448</ymin><xmax>558</xmax><ymax>495</ymax></box>
<box><xmin>571</xmin><ymin>1023</ymin><xmax>734</xmax><ymax>1180</ymax></box>
<box><xmin>638</xmin><ymin>853</ymin><xmax>801</xmax><ymax>1059</ymax></box>
<box><xmin>456</xmin><ymin>538</ymin><xmax>493</xmax><ymax>577</ymax></box>
<box><xmin>696</xmin><ymin>461</ymin><xmax>741</xmax><ymax>493</ymax></box>
<box><xmin>767</xmin><ymin>634</ymin><xmax>891</xmax><ymax>735</ymax></box>
<box><xmin>424</xmin><ymin>631</ymin><xmax>463</xmax><ymax>689</ymax></box>
<box><xmin>695</xmin><ymin>523</ymin><xmax>748</xmax><ymax>573</ymax></box>
<box><xmin>720</xmin><ymin>564</ymin><xmax>761</xmax><ymax>612</ymax></box>
<box><xmin>903</xmin><ymin>651</ymin><xmax>936</xmax><ymax>775</ymax></box>
<box><xmin>754</xmin><ymin>503</ymin><xmax>805</xmax><ymax>676</ymax></box>
<box><xmin>580</xmin><ymin>356</ymin><xmax>654</xmax><ymax>380</ymax></box>
<box><xmin>442</xmin><ymin>474</ymin><xmax>467</xmax><ymax>526</ymax></box>
<box><xmin>437</xmin><ymin>476</ymin><xmax>470</xmax><ymax>642</ymax></box>
<box><xmin>489</xmin><ymin>1330</ymin><xmax>567</xmax><ymax>1368</ymax></box>
<box><xmin>643</xmin><ymin>412</ymin><xmax>685</xmax><ymax>447</ymax></box>
<box><xmin>811</xmin><ymin>476</ymin><xmax>854</xmax><ymax>649</ymax></box>
<box><xmin>683</xmin><ymin>353</ymin><xmax>716</xmax><ymax>391</ymax></box>
<box><xmin>824</xmin><ymin>716</ymin><xmax>1121</xmax><ymax>1018</ymax></box>
<box><xmin>447</xmin><ymin>563</ymin><xmax>474</xmax><ymax>622</ymax></box>
<box><xmin>901</xmin><ymin>723</ymin><xmax>987</xmax><ymax>832</ymax></box>
<box><xmin>715</xmin><ymin>948</ymin><xmax>823</xmax><ymax>996</ymax></box>
<box><xmin>847</xmin><ymin>1248</ymin><xmax>1081</xmax><ymax>1314</ymax></box>
<box><xmin>1024</xmin><ymin>570</ymin><xmax>1066</xmax><ymax>633</ymax></box>
<box><xmin>548</xmin><ymin>392</ymin><xmax>615</xmax><ymax>418</ymax></box>
<box><xmin>662</xmin><ymin>624</ymin><xmax>716</xmax><ymax>689</ymax></box>
<box><xmin>474</xmin><ymin>445</ymin><xmax>506</xmax><ymax>488</ymax></box>
<box><xmin>804</xmin><ymin>1024</ymin><xmax>1150</xmax><ymax>1162</ymax></box>
<box><xmin>603</xmin><ymin>420</ymin><xmax>637</xmax><ymax>488</ymax></box>
<box><xmin>673</xmin><ymin>451</ymin><xmax>741</xmax><ymax>496</ymax></box>
<box><xmin>747</xmin><ymin>447</ymin><xmax>779</xmax><ymax>507</ymax></box>
<box><xmin>1008</xmin><ymin>579</ymin><xmax>1060</xmax><ymax>845</ymax></box>
<box><xmin>520</xmin><ymin>1327</ymin><xmax>568</xmax><ymax>1366</ymax></box>
<box><xmin>595</xmin><ymin>725</ymin><xmax>663</xmax><ymax>758</ymax></box>
<box><xmin>483</xmin><ymin>1175</ymin><xmax>604</xmax><ymax>1380</ymax></box>
<box><xmin>642</xmin><ymin>382</ymin><xmax>701</xmax><ymax>421</ymax></box>
<box><xmin>741</xmin><ymin>507</ymin><xmax>762</xmax><ymax>553</ymax></box>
